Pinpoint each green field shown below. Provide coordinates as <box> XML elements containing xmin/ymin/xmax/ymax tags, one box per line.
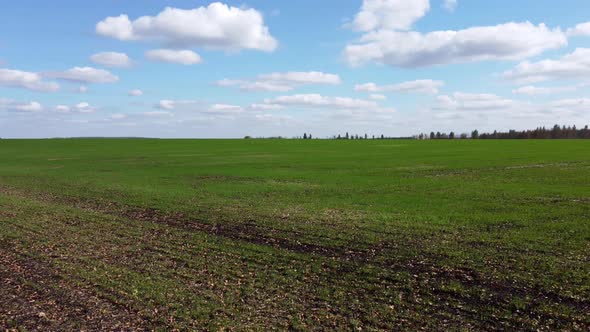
<box><xmin>0</xmin><ymin>139</ymin><xmax>589</xmax><ymax>330</ymax></box>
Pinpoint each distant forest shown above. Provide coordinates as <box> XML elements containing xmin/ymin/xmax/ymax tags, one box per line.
<box><xmin>421</xmin><ymin>125</ymin><xmax>590</xmax><ymax>140</ymax></box>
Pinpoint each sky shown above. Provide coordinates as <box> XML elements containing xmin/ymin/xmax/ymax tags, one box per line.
<box><xmin>1</xmin><ymin>0</ymin><xmax>590</xmax><ymax>138</ymax></box>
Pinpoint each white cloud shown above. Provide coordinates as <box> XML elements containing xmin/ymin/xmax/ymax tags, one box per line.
<box><xmin>144</xmin><ymin>110</ymin><xmax>173</xmax><ymax>117</ymax></box>
<box><xmin>249</xmin><ymin>103</ymin><xmax>285</xmax><ymax>110</ymax></box>
<box><xmin>511</xmin><ymin>85</ymin><xmax>579</xmax><ymax>95</ymax></box>
<box><xmin>110</xmin><ymin>113</ymin><xmax>128</xmax><ymax>120</ymax></box>
<box><xmin>434</xmin><ymin>92</ymin><xmax>515</xmax><ymax>111</ymax></box>
<box><xmin>264</xmin><ymin>94</ymin><xmax>380</xmax><ymax>110</ymax></box>
<box><xmin>96</xmin><ymin>3</ymin><xmax>277</xmax><ymax>52</ymax></box>
<box><xmin>156</xmin><ymin>99</ymin><xmax>198</xmax><ymax>110</ymax></box>
<box><xmin>566</xmin><ymin>22</ymin><xmax>590</xmax><ymax>37</ymax></box>
<box><xmin>74</xmin><ymin>102</ymin><xmax>97</xmax><ymax>113</ymax></box>
<box><xmin>369</xmin><ymin>94</ymin><xmax>387</xmax><ymax>100</ymax></box>
<box><xmin>352</xmin><ymin>0</ymin><xmax>430</xmax><ymax>31</ymax></box>
<box><xmin>355</xmin><ymin>79</ymin><xmax>444</xmax><ymax>94</ymax></box>
<box><xmin>55</xmin><ymin>105</ymin><xmax>71</xmax><ymax>113</ymax></box>
<box><xmin>128</xmin><ymin>89</ymin><xmax>143</xmax><ymax>96</ymax></box>
<box><xmin>345</xmin><ymin>22</ymin><xmax>567</xmax><ymax>67</ymax></box>
<box><xmin>208</xmin><ymin>104</ymin><xmax>244</xmax><ymax>113</ymax></box>
<box><xmin>549</xmin><ymin>98</ymin><xmax>590</xmax><ymax>113</ymax></box>
<box><xmin>217</xmin><ymin>71</ymin><xmax>341</xmax><ymax>92</ymax></box>
<box><xmin>0</xmin><ymin>99</ymin><xmax>43</xmax><ymax>112</ymax></box>
<box><xmin>16</xmin><ymin>101</ymin><xmax>43</xmax><ymax>112</ymax></box>
<box><xmin>46</xmin><ymin>67</ymin><xmax>119</xmax><ymax>84</ymax></box>
<box><xmin>146</xmin><ymin>49</ymin><xmax>202</xmax><ymax>65</ymax></box>
<box><xmin>158</xmin><ymin>100</ymin><xmax>176</xmax><ymax>110</ymax></box>
<box><xmin>90</xmin><ymin>51</ymin><xmax>132</xmax><ymax>68</ymax></box>
<box><xmin>502</xmin><ymin>48</ymin><xmax>590</xmax><ymax>84</ymax></box>
<box><xmin>77</xmin><ymin>85</ymin><xmax>88</xmax><ymax>93</ymax></box>
<box><xmin>0</xmin><ymin>68</ymin><xmax>59</xmax><ymax>92</ymax></box>
<box><xmin>443</xmin><ymin>0</ymin><xmax>457</xmax><ymax>12</ymax></box>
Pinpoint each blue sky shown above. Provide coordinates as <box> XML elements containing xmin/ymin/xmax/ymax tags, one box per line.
<box><xmin>1</xmin><ymin>0</ymin><xmax>590</xmax><ymax>138</ymax></box>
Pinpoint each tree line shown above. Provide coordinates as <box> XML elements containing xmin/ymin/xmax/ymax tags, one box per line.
<box><xmin>421</xmin><ymin>125</ymin><xmax>590</xmax><ymax>140</ymax></box>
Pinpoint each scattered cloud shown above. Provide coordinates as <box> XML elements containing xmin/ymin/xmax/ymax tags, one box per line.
<box><xmin>217</xmin><ymin>71</ymin><xmax>341</xmax><ymax>92</ymax></box>
<box><xmin>128</xmin><ymin>89</ymin><xmax>143</xmax><ymax>96</ymax></box>
<box><xmin>77</xmin><ymin>85</ymin><xmax>88</xmax><ymax>93</ymax></box>
<box><xmin>263</xmin><ymin>94</ymin><xmax>380</xmax><ymax>110</ymax></box>
<box><xmin>110</xmin><ymin>113</ymin><xmax>127</xmax><ymax>120</ymax></box>
<box><xmin>249</xmin><ymin>103</ymin><xmax>285</xmax><ymax>110</ymax></box>
<box><xmin>0</xmin><ymin>68</ymin><xmax>59</xmax><ymax>92</ymax></box>
<box><xmin>351</xmin><ymin>0</ymin><xmax>430</xmax><ymax>31</ymax></box>
<box><xmin>502</xmin><ymin>48</ymin><xmax>590</xmax><ymax>84</ymax></box>
<box><xmin>208</xmin><ymin>104</ymin><xmax>244</xmax><ymax>114</ymax></box>
<box><xmin>443</xmin><ymin>0</ymin><xmax>458</xmax><ymax>12</ymax></box>
<box><xmin>566</xmin><ymin>22</ymin><xmax>590</xmax><ymax>37</ymax></box>
<box><xmin>146</xmin><ymin>49</ymin><xmax>202</xmax><ymax>65</ymax></box>
<box><xmin>156</xmin><ymin>99</ymin><xmax>198</xmax><ymax>110</ymax></box>
<box><xmin>96</xmin><ymin>3</ymin><xmax>277</xmax><ymax>52</ymax></box>
<box><xmin>355</xmin><ymin>79</ymin><xmax>444</xmax><ymax>94</ymax></box>
<box><xmin>434</xmin><ymin>92</ymin><xmax>515</xmax><ymax>111</ymax></box>
<box><xmin>74</xmin><ymin>102</ymin><xmax>97</xmax><ymax>113</ymax></box>
<box><xmin>0</xmin><ymin>99</ymin><xmax>43</xmax><ymax>112</ymax></box>
<box><xmin>90</xmin><ymin>51</ymin><xmax>132</xmax><ymax>68</ymax></box>
<box><xmin>369</xmin><ymin>94</ymin><xmax>387</xmax><ymax>100</ymax></box>
<box><xmin>511</xmin><ymin>85</ymin><xmax>580</xmax><ymax>95</ymax></box>
<box><xmin>144</xmin><ymin>110</ymin><xmax>173</xmax><ymax>117</ymax></box>
<box><xmin>345</xmin><ymin>22</ymin><xmax>567</xmax><ymax>67</ymax></box>
<box><xmin>55</xmin><ymin>105</ymin><xmax>70</xmax><ymax>113</ymax></box>
<box><xmin>46</xmin><ymin>67</ymin><xmax>119</xmax><ymax>84</ymax></box>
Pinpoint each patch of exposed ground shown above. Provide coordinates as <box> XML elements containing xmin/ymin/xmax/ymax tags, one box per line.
<box><xmin>0</xmin><ymin>246</ymin><xmax>154</xmax><ymax>331</ymax></box>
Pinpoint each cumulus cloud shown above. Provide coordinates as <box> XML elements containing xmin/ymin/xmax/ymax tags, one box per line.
<box><xmin>0</xmin><ymin>68</ymin><xmax>59</xmax><ymax>92</ymax></box>
<box><xmin>217</xmin><ymin>71</ymin><xmax>341</xmax><ymax>92</ymax></box>
<box><xmin>443</xmin><ymin>0</ymin><xmax>458</xmax><ymax>12</ymax></box>
<box><xmin>263</xmin><ymin>94</ymin><xmax>380</xmax><ymax>110</ymax></box>
<box><xmin>90</xmin><ymin>51</ymin><xmax>132</xmax><ymax>68</ymax></box>
<box><xmin>46</xmin><ymin>67</ymin><xmax>119</xmax><ymax>84</ymax></box>
<box><xmin>128</xmin><ymin>89</ymin><xmax>143</xmax><ymax>96</ymax></box>
<box><xmin>566</xmin><ymin>22</ymin><xmax>590</xmax><ymax>37</ymax></box>
<box><xmin>355</xmin><ymin>79</ymin><xmax>444</xmax><ymax>94</ymax></box>
<box><xmin>351</xmin><ymin>0</ymin><xmax>430</xmax><ymax>31</ymax></box>
<box><xmin>502</xmin><ymin>48</ymin><xmax>590</xmax><ymax>84</ymax></box>
<box><xmin>345</xmin><ymin>22</ymin><xmax>567</xmax><ymax>67</ymax></box>
<box><xmin>77</xmin><ymin>85</ymin><xmax>89</xmax><ymax>93</ymax></box>
<box><xmin>96</xmin><ymin>2</ymin><xmax>277</xmax><ymax>52</ymax></box>
<box><xmin>249</xmin><ymin>103</ymin><xmax>285</xmax><ymax>110</ymax></box>
<box><xmin>74</xmin><ymin>102</ymin><xmax>97</xmax><ymax>113</ymax></box>
<box><xmin>146</xmin><ymin>49</ymin><xmax>202</xmax><ymax>65</ymax></box>
<box><xmin>0</xmin><ymin>99</ymin><xmax>43</xmax><ymax>112</ymax></box>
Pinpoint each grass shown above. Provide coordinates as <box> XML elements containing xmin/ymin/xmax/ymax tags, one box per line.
<box><xmin>0</xmin><ymin>138</ymin><xmax>589</xmax><ymax>330</ymax></box>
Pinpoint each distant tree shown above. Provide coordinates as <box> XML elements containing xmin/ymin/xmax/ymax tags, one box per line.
<box><xmin>471</xmin><ymin>130</ymin><xmax>479</xmax><ymax>139</ymax></box>
<box><xmin>430</xmin><ymin>132</ymin><xmax>435</xmax><ymax>139</ymax></box>
<box><xmin>337</xmin><ymin>134</ymin><xmax>341</xmax><ymax>139</ymax></box>
<box><xmin>436</xmin><ymin>132</ymin><xmax>441</xmax><ymax>139</ymax></box>
<box><xmin>345</xmin><ymin>132</ymin><xmax>350</xmax><ymax>140</ymax></box>
<box><xmin>303</xmin><ymin>133</ymin><xmax>307</xmax><ymax>139</ymax></box>
<box><xmin>372</xmin><ymin>135</ymin><xmax>375</xmax><ymax>139</ymax></box>
<box><xmin>309</xmin><ymin>134</ymin><xmax>312</xmax><ymax>139</ymax></box>
<box><xmin>381</xmin><ymin>134</ymin><xmax>385</xmax><ymax>139</ymax></box>
<box><xmin>460</xmin><ymin>133</ymin><xmax>468</xmax><ymax>139</ymax></box>
<box><xmin>355</xmin><ymin>134</ymin><xmax>359</xmax><ymax>139</ymax></box>
<box><xmin>244</xmin><ymin>135</ymin><xmax>252</xmax><ymax>139</ymax></box>
<box><xmin>449</xmin><ymin>132</ymin><xmax>455</xmax><ymax>139</ymax></box>
<box><xmin>364</xmin><ymin>133</ymin><xmax>368</xmax><ymax>140</ymax></box>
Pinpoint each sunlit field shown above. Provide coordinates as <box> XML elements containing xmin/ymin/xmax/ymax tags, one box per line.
<box><xmin>1</xmin><ymin>139</ymin><xmax>589</xmax><ymax>330</ymax></box>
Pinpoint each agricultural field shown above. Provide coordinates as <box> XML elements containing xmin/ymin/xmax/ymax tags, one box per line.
<box><xmin>0</xmin><ymin>139</ymin><xmax>589</xmax><ymax>331</ymax></box>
